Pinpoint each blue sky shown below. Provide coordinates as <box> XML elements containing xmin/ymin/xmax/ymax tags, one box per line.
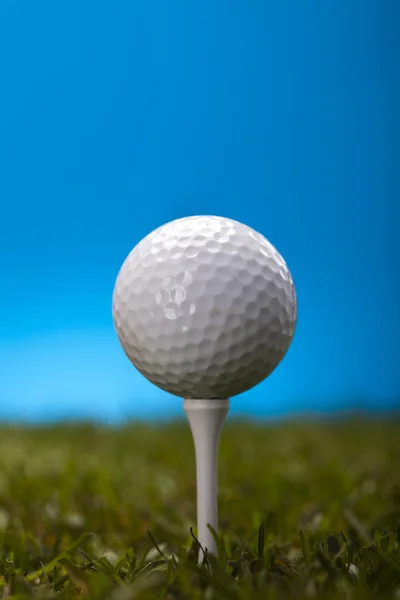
<box><xmin>0</xmin><ymin>1</ymin><xmax>399</xmax><ymax>422</ymax></box>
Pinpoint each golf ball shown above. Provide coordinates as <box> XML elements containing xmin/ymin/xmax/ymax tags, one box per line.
<box><xmin>112</xmin><ymin>215</ymin><xmax>297</xmax><ymax>399</ymax></box>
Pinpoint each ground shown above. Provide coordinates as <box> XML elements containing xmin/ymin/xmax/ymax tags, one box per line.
<box><xmin>0</xmin><ymin>418</ymin><xmax>399</xmax><ymax>599</ymax></box>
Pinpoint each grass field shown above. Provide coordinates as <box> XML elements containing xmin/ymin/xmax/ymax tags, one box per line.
<box><xmin>0</xmin><ymin>419</ymin><xmax>399</xmax><ymax>599</ymax></box>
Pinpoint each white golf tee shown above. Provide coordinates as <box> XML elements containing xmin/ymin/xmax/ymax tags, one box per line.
<box><xmin>184</xmin><ymin>398</ymin><xmax>230</xmax><ymax>558</ymax></box>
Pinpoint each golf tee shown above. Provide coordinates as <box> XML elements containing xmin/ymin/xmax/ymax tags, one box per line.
<box><xmin>184</xmin><ymin>398</ymin><xmax>230</xmax><ymax>558</ymax></box>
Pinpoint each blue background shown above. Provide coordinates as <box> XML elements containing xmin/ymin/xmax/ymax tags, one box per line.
<box><xmin>0</xmin><ymin>1</ymin><xmax>399</xmax><ymax>423</ymax></box>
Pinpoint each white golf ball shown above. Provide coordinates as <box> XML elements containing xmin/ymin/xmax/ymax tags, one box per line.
<box><xmin>112</xmin><ymin>215</ymin><xmax>297</xmax><ymax>399</ymax></box>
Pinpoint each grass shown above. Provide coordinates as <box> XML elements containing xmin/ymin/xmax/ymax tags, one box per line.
<box><xmin>0</xmin><ymin>418</ymin><xmax>399</xmax><ymax>599</ymax></box>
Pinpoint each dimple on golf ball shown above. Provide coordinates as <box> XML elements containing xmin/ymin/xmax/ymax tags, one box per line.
<box><xmin>112</xmin><ymin>215</ymin><xmax>297</xmax><ymax>399</ymax></box>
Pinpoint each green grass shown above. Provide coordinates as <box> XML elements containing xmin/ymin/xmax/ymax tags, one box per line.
<box><xmin>0</xmin><ymin>419</ymin><xmax>399</xmax><ymax>599</ymax></box>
